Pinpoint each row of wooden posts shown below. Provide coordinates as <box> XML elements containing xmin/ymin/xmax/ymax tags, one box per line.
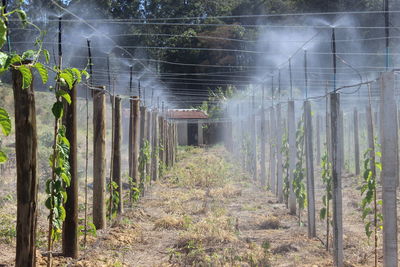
<box><xmin>224</xmin><ymin>72</ymin><xmax>399</xmax><ymax>267</ymax></box>
<box><xmin>12</xmin><ymin>69</ymin><xmax>178</xmax><ymax>266</ymax></box>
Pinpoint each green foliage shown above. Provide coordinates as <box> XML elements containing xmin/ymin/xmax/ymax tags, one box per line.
<box><xmin>45</xmin><ymin>126</ymin><xmax>71</xmax><ymax>241</ymax></box>
<box><xmin>0</xmin><ymin>107</ymin><xmax>11</xmax><ymax>136</ymax></box>
<box><xmin>293</xmin><ymin>118</ymin><xmax>306</xmax><ymax>220</ymax></box>
<box><xmin>78</xmin><ymin>220</ymin><xmax>97</xmax><ymax>237</ymax></box>
<box><xmin>320</xmin><ymin>149</ymin><xmax>332</xmax><ymax>221</ymax></box>
<box><xmin>127</xmin><ymin>176</ymin><xmax>141</xmax><ymax>203</ymax></box>
<box><xmin>360</xmin><ymin>144</ymin><xmax>382</xmax><ymax>240</ymax></box>
<box><xmin>0</xmin><ymin>107</ymin><xmax>10</xmax><ymax>163</ymax></box>
<box><xmin>197</xmin><ymin>86</ymin><xmax>235</xmax><ymax>119</ymax></box>
<box><xmin>34</xmin><ymin>62</ymin><xmax>48</xmax><ymax>83</ymax></box>
<box><xmin>107</xmin><ymin>181</ymin><xmax>120</xmax><ymax>220</ymax></box>
<box><xmin>139</xmin><ymin>140</ymin><xmax>151</xmax><ymax>190</ymax></box>
<box><xmin>281</xmin><ymin>131</ymin><xmax>289</xmax><ymax>206</ymax></box>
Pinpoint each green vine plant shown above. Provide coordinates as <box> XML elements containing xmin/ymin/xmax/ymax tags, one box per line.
<box><xmin>45</xmin><ymin>125</ymin><xmax>70</xmax><ymax>242</ymax></box>
<box><xmin>293</xmin><ymin>118</ymin><xmax>306</xmax><ymax>225</ymax></box>
<box><xmin>0</xmin><ymin>107</ymin><xmax>11</xmax><ymax>163</ymax></box>
<box><xmin>128</xmin><ymin>175</ymin><xmax>141</xmax><ymax>204</ymax></box>
<box><xmin>157</xmin><ymin>144</ymin><xmax>167</xmax><ymax>178</ymax></box>
<box><xmin>319</xmin><ymin>148</ymin><xmax>332</xmax><ymax>251</ymax></box>
<box><xmin>281</xmin><ymin>131</ymin><xmax>289</xmax><ymax>208</ymax></box>
<box><xmin>360</xmin><ymin>141</ymin><xmax>382</xmax><ymax>267</ymax></box>
<box><xmin>106</xmin><ymin>181</ymin><xmax>120</xmax><ymax>220</ymax></box>
<box><xmin>45</xmin><ymin>67</ymin><xmax>88</xmax><ymax>263</ymax></box>
<box><xmin>139</xmin><ymin>139</ymin><xmax>151</xmax><ymax>194</ymax></box>
<box><xmin>0</xmin><ymin>2</ymin><xmax>90</xmax><ymax>265</ymax></box>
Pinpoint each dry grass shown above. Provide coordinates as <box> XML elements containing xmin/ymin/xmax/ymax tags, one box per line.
<box><xmin>257</xmin><ymin>216</ymin><xmax>281</xmax><ymax>230</ymax></box>
<box><xmin>153</xmin><ymin>215</ymin><xmax>187</xmax><ymax>230</ymax></box>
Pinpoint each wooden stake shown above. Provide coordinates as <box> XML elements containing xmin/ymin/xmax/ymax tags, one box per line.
<box><xmin>93</xmin><ymin>87</ymin><xmax>106</xmax><ymax>229</ymax></box>
<box><xmin>288</xmin><ymin>100</ymin><xmax>296</xmax><ymax>215</ymax></box>
<box><xmin>269</xmin><ymin>107</ymin><xmax>276</xmax><ymax>194</ymax></box>
<box><xmin>260</xmin><ymin>85</ymin><xmax>266</xmax><ymax>187</ymax></box>
<box><xmin>13</xmin><ymin>67</ymin><xmax>38</xmax><ymax>267</ymax></box>
<box><xmin>62</xmin><ymin>84</ymin><xmax>78</xmax><ymax>258</ymax></box>
<box><xmin>151</xmin><ymin>111</ymin><xmax>159</xmax><ymax>181</ymax></box>
<box><xmin>276</xmin><ymin>103</ymin><xmax>283</xmax><ymax>202</ymax></box>
<box><xmin>112</xmin><ymin>96</ymin><xmax>122</xmax><ymax>214</ymax></box>
<box><xmin>304</xmin><ymin>100</ymin><xmax>316</xmax><ymax>238</ymax></box>
<box><xmin>316</xmin><ymin>115</ymin><xmax>321</xmax><ymax>165</ymax></box>
<box><xmin>330</xmin><ymin>92</ymin><xmax>343</xmax><ymax>267</ymax></box>
<box><xmin>380</xmin><ymin>72</ymin><xmax>398</xmax><ymax>267</ymax></box>
<box><xmin>353</xmin><ymin>108</ymin><xmax>360</xmax><ymax>176</ymax></box>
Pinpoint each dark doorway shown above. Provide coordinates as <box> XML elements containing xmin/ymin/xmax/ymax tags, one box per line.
<box><xmin>188</xmin><ymin>123</ymin><xmax>198</xmax><ymax>146</ymax></box>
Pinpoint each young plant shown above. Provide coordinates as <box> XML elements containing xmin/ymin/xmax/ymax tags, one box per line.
<box><xmin>44</xmin><ymin>67</ymin><xmax>88</xmax><ymax>264</ymax></box>
<box><xmin>139</xmin><ymin>139</ymin><xmax>151</xmax><ymax>193</ymax></box>
<box><xmin>106</xmin><ymin>181</ymin><xmax>120</xmax><ymax>220</ymax></box>
<box><xmin>360</xmin><ymin>143</ymin><xmax>382</xmax><ymax>267</ymax></box>
<box><xmin>281</xmin><ymin>131</ymin><xmax>289</xmax><ymax>207</ymax></box>
<box><xmin>319</xmin><ymin>149</ymin><xmax>332</xmax><ymax>251</ymax></box>
<box><xmin>128</xmin><ymin>176</ymin><xmax>141</xmax><ymax>204</ymax></box>
<box><xmin>293</xmin><ymin>118</ymin><xmax>306</xmax><ymax>224</ymax></box>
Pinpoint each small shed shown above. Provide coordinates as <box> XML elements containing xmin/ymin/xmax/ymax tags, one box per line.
<box><xmin>167</xmin><ymin>109</ymin><xmax>208</xmax><ymax>146</ymax></box>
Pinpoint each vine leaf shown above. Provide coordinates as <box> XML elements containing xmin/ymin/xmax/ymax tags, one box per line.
<box><xmin>34</xmin><ymin>62</ymin><xmax>48</xmax><ymax>84</ymax></box>
<box><xmin>60</xmin><ymin>71</ymin><xmax>74</xmax><ymax>89</ymax></box>
<box><xmin>56</xmin><ymin>89</ymin><xmax>71</xmax><ymax>104</ymax></box>
<box><xmin>0</xmin><ymin>150</ymin><xmax>7</xmax><ymax>163</ymax></box>
<box><xmin>0</xmin><ymin>107</ymin><xmax>11</xmax><ymax>136</ymax></box>
<box><xmin>81</xmin><ymin>69</ymin><xmax>90</xmax><ymax>79</ymax></box>
<box><xmin>0</xmin><ymin>52</ymin><xmax>7</xmax><ymax>69</ymax></box>
<box><xmin>18</xmin><ymin>65</ymin><xmax>32</xmax><ymax>89</ymax></box>
<box><xmin>43</xmin><ymin>49</ymin><xmax>50</xmax><ymax>64</ymax></box>
<box><xmin>70</xmin><ymin>68</ymin><xmax>82</xmax><ymax>83</ymax></box>
<box><xmin>16</xmin><ymin>10</ymin><xmax>27</xmax><ymax>25</ymax></box>
<box><xmin>52</xmin><ymin>101</ymin><xmax>64</xmax><ymax>119</ymax></box>
<box><xmin>0</xmin><ymin>19</ymin><xmax>7</xmax><ymax>49</ymax></box>
<box><xmin>22</xmin><ymin>50</ymin><xmax>35</xmax><ymax>60</ymax></box>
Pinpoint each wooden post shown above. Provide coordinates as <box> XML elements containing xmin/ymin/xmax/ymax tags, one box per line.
<box><xmin>260</xmin><ymin>86</ymin><xmax>266</xmax><ymax>187</ymax></box>
<box><xmin>366</xmin><ymin>105</ymin><xmax>376</xmax><ymax>180</ymax></box>
<box><xmin>158</xmin><ymin>117</ymin><xmax>164</xmax><ymax>167</ymax></box>
<box><xmin>326</xmin><ymin>87</ymin><xmax>331</xmax><ymax>161</ymax></box>
<box><xmin>151</xmin><ymin>112</ymin><xmax>159</xmax><ymax>181</ymax></box>
<box><xmin>288</xmin><ymin>100</ymin><xmax>296</xmax><ymax>214</ymax></box>
<box><xmin>251</xmin><ymin>95</ymin><xmax>257</xmax><ymax>181</ymax></box>
<box><xmin>13</xmin><ymin>67</ymin><xmax>38</xmax><ymax>267</ymax></box>
<box><xmin>339</xmin><ymin>111</ymin><xmax>344</xmax><ymax>171</ymax></box>
<box><xmin>93</xmin><ymin>88</ymin><xmax>106</xmax><ymax>229</ymax></box>
<box><xmin>165</xmin><ymin>121</ymin><xmax>170</xmax><ymax>167</ymax></box>
<box><xmin>304</xmin><ymin>100</ymin><xmax>316</xmax><ymax>238</ymax></box>
<box><xmin>353</xmin><ymin>108</ymin><xmax>360</xmax><ymax>176</ymax></box>
<box><xmin>276</xmin><ymin>103</ymin><xmax>283</xmax><ymax>202</ymax></box>
<box><xmin>112</xmin><ymin>96</ymin><xmax>122</xmax><ymax>213</ymax></box>
<box><xmin>162</xmin><ymin>118</ymin><xmax>167</xmax><ymax>166</ymax></box>
<box><xmin>198</xmin><ymin>122</ymin><xmax>203</xmax><ymax>145</ymax></box>
<box><xmin>316</xmin><ymin>115</ymin><xmax>321</xmax><ymax>165</ymax></box>
<box><xmin>269</xmin><ymin>107</ymin><xmax>276</xmax><ymax>194</ymax></box>
<box><xmin>139</xmin><ymin>106</ymin><xmax>147</xmax><ymax>192</ymax></box>
<box><xmin>62</xmin><ymin>84</ymin><xmax>78</xmax><ymax>258</ymax></box>
<box><xmin>146</xmin><ymin>110</ymin><xmax>152</xmax><ymax>184</ymax></box>
<box><xmin>330</xmin><ymin>92</ymin><xmax>343</xmax><ymax>267</ymax></box>
<box><xmin>129</xmin><ymin>96</ymin><xmax>140</xmax><ymax>195</ymax></box>
<box><xmin>380</xmin><ymin>72</ymin><xmax>398</xmax><ymax>267</ymax></box>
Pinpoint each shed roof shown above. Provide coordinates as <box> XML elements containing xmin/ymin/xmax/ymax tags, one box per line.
<box><xmin>168</xmin><ymin>109</ymin><xmax>208</xmax><ymax>119</ymax></box>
